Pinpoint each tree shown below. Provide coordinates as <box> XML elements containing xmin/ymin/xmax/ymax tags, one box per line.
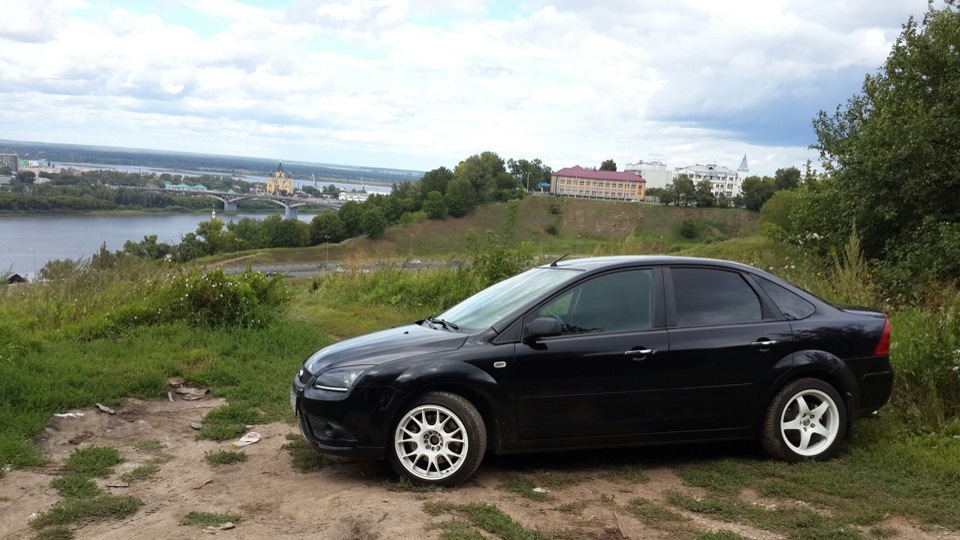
<box><xmin>310</xmin><ymin>212</ymin><xmax>345</xmax><ymax>244</ymax></box>
<box><xmin>774</xmin><ymin>167</ymin><xmax>801</xmax><ymax>191</ymax></box>
<box><xmin>444</xmin><ymin>178</ymin><xmax>477</xmax><ymax>218</ymax></box>
<box><xmin>338</xmin><ymin>201</ymin><xmax>364</xmax><ymax>238</ymax></box>
<box><xmin>15</xmin><ymin>170</ymin><xmax>36</xmax><ymax>184</ymax></box>
<box><xmin>423</xmin><ymin>191</ymin><xmax>447</xmax><ymax>219</ymax></box>
<box><xmin>740</xmin><ymin>176</ymin><xmax>776</xmax><ymax>211</ymax></box>
<box><xmin>507</xmin><ymin>158</ymin><xmax>553</xmax><ymax>190</ymax></box>
<box><xmin>811</xmin><ymin>6</ymin><xmax>960</xmax><ymax>283</ymax></box>
<box><xmin>599</xmin><ymin>159</ymin><xmax>617</xmax><ymax>171</ymax></box>
<box><xmin>420</xmin><ymin>167</ymin><xmax>453</xmax><ymax>196</ymax></box>
<box><xmin>453</xmin><ymin>152</ymin><xmax>506</xmax><ymax>203</ymax></box>
<box><xmin>694</xmin><ymin>179</ymin><xmax>716</xmax><ymax>207</ymax></box>
<box><xmin>671</xmin><ymin>175</ymin><xmax>696</xmax><ymax>206</ymax></box>
<box><xmin>360</xmin><ymin>206</ymin><xmax>387</xmax><ymax>238</ymax></box>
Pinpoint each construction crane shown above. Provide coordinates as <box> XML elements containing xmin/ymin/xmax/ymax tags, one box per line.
<box><xmin>266</xmin><ymin>160</ymin><xmax>294</xmax><ymax>196</ymax></box>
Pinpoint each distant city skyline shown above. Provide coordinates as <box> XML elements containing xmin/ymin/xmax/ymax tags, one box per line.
<box><xmin>1</xmin><ymin>0</ymin><xmax>936</xmax><ymax>177</ymax></box>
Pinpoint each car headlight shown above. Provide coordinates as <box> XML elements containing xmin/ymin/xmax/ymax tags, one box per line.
<box><xmin>313</xmin><ymin>366</ymin><xmax>371</xmax><ymax>392</ymax></box>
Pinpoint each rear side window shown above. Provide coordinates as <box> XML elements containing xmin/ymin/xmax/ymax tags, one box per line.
<box><xmin>672</xmin><ymin>268</ymin><xmax>761</xmax><ymax>326</ymax></box>
<box><xmin>756</xmin><ymin>277</ymin><xmax>816</xmax><ymax>320</ymax></box>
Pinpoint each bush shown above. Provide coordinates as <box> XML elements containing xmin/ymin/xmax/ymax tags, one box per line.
<box><xmin>544</xmin><ymin>223</ymin><xmax>558</xmax><ymax>235</ymax></box>
<box><xmin>679</xmin><ymin>219</ymin><xmax>699</xmax><ymax>239</ymax></box>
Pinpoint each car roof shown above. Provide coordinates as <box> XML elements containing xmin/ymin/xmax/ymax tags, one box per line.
<box><xmin>544</xmin><ymin>255</ymin><xmax>756</xmax><ymax>273</ymax></box>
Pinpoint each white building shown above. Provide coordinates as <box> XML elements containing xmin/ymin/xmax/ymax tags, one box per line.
<box><xmin>338</xmin><ymin>191</ymin><xmax>371</xmax><ymax>202</ymax></box>
<box><xmin>674</xmin><ymin>163</ymin><xmax>742</xmax><ymax>199</ymax></box>
<box><xmin>623</xmin><ymin>160</ymin><xmax>672</xmax><ymax>189</ymax></box>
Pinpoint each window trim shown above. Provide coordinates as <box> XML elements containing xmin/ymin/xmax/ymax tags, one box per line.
<box><xmin>521</xmin><ymin>266</ymin><xmax>665</xmax><ymax>341</ymax></box>
<box><xmin>664</xmin><ymin>266</ymin><xmax>781</xmax><ymax>328</ymax></box>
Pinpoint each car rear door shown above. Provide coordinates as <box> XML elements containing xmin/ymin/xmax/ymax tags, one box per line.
<box><xmin>514</xmin><ymin>267</ymin><xmax>672</xmax><ymax>439</ymax></box>
<box><xmin>663</xmin><ymin>266</ymin><xmax>798</xmax><ymax>431</ymax></box>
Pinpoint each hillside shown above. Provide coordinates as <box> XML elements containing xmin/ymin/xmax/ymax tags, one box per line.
<box><xmin>235</xmin><ymin>197</ymin><xmax>761</xmax><ymax>264</ymax></box>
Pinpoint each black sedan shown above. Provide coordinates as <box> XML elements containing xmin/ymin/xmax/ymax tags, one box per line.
<box><xmin>291</xmin><ymin>256</ymin><xmax>893</xmax><ymax>486</ymax></box>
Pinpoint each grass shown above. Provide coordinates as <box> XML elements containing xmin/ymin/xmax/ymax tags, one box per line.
<box><xmin>51</xmin><ymin>475</ymin><xmax>102</xmax><ymax>499</ymax></box>
<box><xmin>30</xmin><ymin>495</ymin><xmax>144</xmax><ymax>529</ymax></box>
<box><xmin>180</xmin><ymin>511</ymin><xmax>242</xmax><ymax>527</ymax></box>
<box><xmin>204</xmin><ymin>450</ymin><xmax>247</xmax><ymax>466</ymax></box>
<box><xmin>462</xmin><ymin>503</ymin><xmax>544</xmax><ymax>540</ymax></box>
<box><xmin>132</xmin><ymin>439</ymin><xmax>166</xmax><ymax>452</ymax></box>
<box><xmin>281</xmin><ymin>434</ymin><xmax>330</xmax><ymax>473</ymax></box>
<box><xmin>63</xmin><ymin>446</ymin><xmax>122</xmax><ymax>478</ymax></box>
<box><xmin>34</xmin><ymin>526</ymin><xmax>74</xmax><ymax>540</ymax></box>
<box><xmin>498</xmin><ymin>471</ymin><xmax>586</xmax><ymax>502</ymax></box>
<box><xmin>120</xmin><ymin>464</ymin><xmax>160</xmax><ymax>483</ymax></box>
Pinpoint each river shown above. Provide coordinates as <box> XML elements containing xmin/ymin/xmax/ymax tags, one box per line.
<box><xmin>0</xmin><ymin>212</ymin><xmax>311</xmax><ymax>279</ymax></box>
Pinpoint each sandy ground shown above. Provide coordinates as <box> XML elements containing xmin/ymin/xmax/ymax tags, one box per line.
<box><xmin>1</xmin><ymin>396</ymin><xmax>957</xmax><ymax>540</ymax></box>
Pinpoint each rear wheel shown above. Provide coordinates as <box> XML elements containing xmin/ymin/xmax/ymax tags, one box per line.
<box><xmin>387</xmin><ymin>391</ymin><xmax>486</xmax><ymax>486</ymax></box>
<box><xmin>761</xmin><ymin>378</ymin><xmax>846</xmax><ymax>461</ymax></box>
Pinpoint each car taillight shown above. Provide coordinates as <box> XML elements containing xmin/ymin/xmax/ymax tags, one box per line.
<box><xmin>874</xmin><ymin>314</ymin><xmax>891</xmax><ymax>356</ymax></box>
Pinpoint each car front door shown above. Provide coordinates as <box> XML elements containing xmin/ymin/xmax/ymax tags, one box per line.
<box><xmin>514</xmin><ymin>268</ymin><xmax>672</xmax><ymax>439</ymax></box>
<box><xmin>663</xmin><ymin>266</ymin><xmax>798</xmax><ymax>431</ymax></box>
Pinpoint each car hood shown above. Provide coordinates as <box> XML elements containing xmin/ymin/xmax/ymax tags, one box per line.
<box><xmin>304</xmin><ymin>323</ymin><xmax>468</xmax><ymax>374</ymax></box>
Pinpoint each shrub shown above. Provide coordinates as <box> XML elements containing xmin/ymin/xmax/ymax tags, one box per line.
<box><xmin>679</xmin><ymin>219</ymin><xmax>698</xmax><ymax>239</ymax></box>
<box><xmin>544</xmin><ymin>223</ymin><xmax>558</xmax><ymax>235</ymax></box>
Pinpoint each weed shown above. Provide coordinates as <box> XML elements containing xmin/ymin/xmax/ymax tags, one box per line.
<box><xmin>204</xmin><ymin>450</ymin><xmax>246</xmax><ymax>466</ymax></box>
<box><xmin>696</xmin><ymin>532</ymin><xmax>751</xmax><ymax>540</ymax></box>
<box><xmin>434</xmin><ymin>520</ymin><xmax>485</xmax><ymax>540</ymax></box>
<box><xmin>868</xmin><ymin>526</ymin><xmax>898</xmax><ymax>538</ymax></box>
<box><xmin>498</xmin><ymin>471</ymin><xmax>582</xmax><ymax>502</ymax></box>
<box><xmin>385</xmin><ymin>475</ymin><xmax>439</xmax><ymax>493</ymax></box>
<box><xmin>602</xmin><ymin>464</ymin><xmax>649</xmax><ymax>484</ymax></box>
<box><xmin>281</xmin><ymin>434</ymin><xmax>329</xmax><ymax>473</ymax></box>
<box><xmin>423</xmin><ymin>500</ymin><xmax>460</xmax><ymax>516</ymax></box>
<box><xmin>30</xmin><ymin>495</ymin><xmax>143</xmax><ymax>528</ymax></box>
<box><xmin>463</xmin><ymin>502</ymin><xmax>543</xmax><ymax>540</ymax></box>
<box><xmin>555</xmin><ymin>502</ymin><xmax>587</xmax><ymax>515</ymax></box>
<box><xmin>180</xmin><ymin>511</ymin><xmax>242</xmax><ymax>527</ymax></box>
<box><xmin>34</xmin><ymin>526</ymin><xmax>74</xmax><ymax>540</ymax></box>
<box><xmin>599</xmin><ymin>493</ymin><xmax>615</xmax><ymax>505</ymax></box>
<box><xmin>132</xmin><ymin>439</ymin><xmax>166</xmax><ymax>452</ymax></box>
<box><xmin>345</xmin><ymin>518</ymin><xmax>379</xmax><ymax>540</ymax></box>
<box><xmin>63</xmin><ymin>446</ymin><xmax>122</xmax><ymax>478</ymax></box>
<box><xmin>50</xmin><ymin>475</ymin><xmax>102</xmax><ymax>499</ymax></box>
<box><xmin>626</xmin><ymin>497</ymin><xmax>689</xmax><ymax>526</ymax></box>
<box><xmin>120</xmin><ymin>464</ymin><xmax>160</xmax><ymax>483</ymax></box>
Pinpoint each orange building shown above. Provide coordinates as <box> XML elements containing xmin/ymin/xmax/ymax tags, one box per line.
<box><xmin>550</xmin><ymin>166</ymin><xmax>646</xmax><ymax>201</ymax></box>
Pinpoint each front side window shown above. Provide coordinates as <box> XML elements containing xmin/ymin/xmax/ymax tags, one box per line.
<box><xmin>672</xmin><ymin>268</ymin><xmax>761</xmax><ymax>326</ymax></box>
<box><xmin>536</xmin><ymin>269</ymin><xmax>655</xmax><ymax>336</ymax></box>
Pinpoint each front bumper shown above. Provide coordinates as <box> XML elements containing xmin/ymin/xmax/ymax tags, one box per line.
<box><xmin>291</xmin><ymin>380</ymin><xmax>409</xmax><ymax>459</ymax></box>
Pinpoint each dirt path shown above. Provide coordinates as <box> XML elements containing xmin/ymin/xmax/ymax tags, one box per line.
<box><xmin>1</xmin><ymin>397</ymin><xmax>955</xmax><ymax>540</ymax></box>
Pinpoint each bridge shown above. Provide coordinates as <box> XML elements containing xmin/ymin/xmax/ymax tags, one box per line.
<box><xmin>143</xmin><ymin>187</ymin><xmax>342</xmax><ymax>219</ymax></box>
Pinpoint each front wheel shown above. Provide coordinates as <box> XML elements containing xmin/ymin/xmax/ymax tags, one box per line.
<box><xmin>387</xmin><ymin>391</ymin><xmax>486</xmax><ymax>486</ymax></box>
<box><xmin>761</xmin><ymin>378</ymin><xmax>847</xmax><ymax>461</ymax></box>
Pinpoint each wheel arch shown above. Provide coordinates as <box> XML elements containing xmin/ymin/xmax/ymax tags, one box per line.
<box><xmin>759</xmin><ymin>350</ymin><xmax>860</xmax><ymax>431</ymax></box>
<box><xmin>387</xmin><ymin>364</ymin><xmax>513</xmax><ymax>453</ymax></box>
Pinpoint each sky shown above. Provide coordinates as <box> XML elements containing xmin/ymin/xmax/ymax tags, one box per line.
<box><xmin>0</xmin><ymin>0</ymin><xmax>937</xmax><ymax>177</ymax></box>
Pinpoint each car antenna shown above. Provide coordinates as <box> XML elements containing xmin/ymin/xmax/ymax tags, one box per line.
<box><xmin>550</xmin><ymin>252</ymin><xmax>571</xmax><ymax>267</ymax></box>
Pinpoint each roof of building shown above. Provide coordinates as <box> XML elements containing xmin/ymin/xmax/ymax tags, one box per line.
<box><xmin>553</xmin><ymin>166</ymin><xmax>645</xmax><ymax>183</ymax></box>
<box><xmin>675</xmin><ymin>163</ymin><xmax>738</xmax><ymax>179</ymax></box>
<box><xmin>737</xmin><ymin>154</ymin><xmax>749</xmax><ymax>173</ymax></box>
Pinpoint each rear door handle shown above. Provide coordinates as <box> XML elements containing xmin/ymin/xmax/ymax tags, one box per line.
<box><xmin>624</xmin><ymin>349</ymin><xmax>655</xmax><ymax>360</ymax></box>
<box><xmin>750</xmin><ymin>340</ymin><xmax>778</xmax><ymax>348</ymax></box>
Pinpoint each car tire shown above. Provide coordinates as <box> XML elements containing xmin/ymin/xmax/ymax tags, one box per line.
<box><xmin>387</xmin><ymin>391</ymin><xmax>486</xmax><ymax>486</ymax></box>
<box><xmin>761</xmin><ymin>378</ymin><xmax>847</xmax><ymax>462</ymax></box>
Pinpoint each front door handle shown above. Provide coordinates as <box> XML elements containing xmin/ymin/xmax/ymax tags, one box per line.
<box><xmin>750</xmin><ymin>340</ymin><xmax>778</xmax><ymax>348</ymax></box>
<box><xmin>624</xmin><ymin>348</ymin><xmax>655</xmax><ymax>360</ymax></box>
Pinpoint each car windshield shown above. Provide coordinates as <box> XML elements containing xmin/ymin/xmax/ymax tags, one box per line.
<box><xmin>435</xmin><ymin>267</ymin><xmax>582</xmax><ymax>332</ymax></box>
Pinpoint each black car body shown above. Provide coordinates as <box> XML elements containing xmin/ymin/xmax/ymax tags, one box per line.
<box><xmin>291</xmin><ymin>256</ymin><xmax>893</xmax><ymax>485</ymax></box>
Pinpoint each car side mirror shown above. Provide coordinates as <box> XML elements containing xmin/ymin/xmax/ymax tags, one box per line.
<box><xmin>523</xmin><ymin>317</ymin><xmax>562</xmax><ymax>342</ymax></box>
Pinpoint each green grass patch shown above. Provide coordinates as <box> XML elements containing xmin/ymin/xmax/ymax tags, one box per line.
<box><xmin>696</xmin><ymin>532</ymin><xmax>752</xmax><ymax>540</ymax></box>
<box><xmin>63</xmin><ymin>446</ymin><xmax>122</xmax><ymax>478</ymax></box>
<box><xmin>281</xmin><ymin>434</ymin><xmax>329</xmax><ymax>473</ymax></box>
<box><xmin>30</xmin><ymin>495</ymin><xmax>144</xmax><ymax>529</ymax></box>
<box><xmin>132</xmin><ymin>439</ymin><xmax>166</xmax><ymax>452</ymax></box>
<box><xmin>626</xmin><ymin>497</ymin><xmax>690</xmax><ymax>527</ymax></box>
<box><xmin>463</xmin><ymin>502</ymin><xmax>544</xmax><ymax>540</ymax></box>
<box><xmin>50</xmin><ymin>475</ymin><xmax>102</xmax><ymax>499</ymax></box>
<box><xmin>434</xmin><ymin>520</ymin><xmax>486</xmax><ymax>540</ymax></box>
<box><xmin>120</xmin><ymin>464</ymin><xmax>160</xmax><ymax>483</ymax></box>
<box><xmin>180</xmin><ymin>511</ymin><xmax>242</xmax><ymax>527</ymax></box>
<box><xmin>204</xmin><ymin>450</ymin><xmax>246</xmax><ymax>466</ymax></box>
<box><xmin>498</xmin><ymin>471</ymin><xmax>584</xmax><ymax>502</ymax></box>
<box><xmin>34</xmin><ymin>526</ymin><xmax>74</xmax><ymax>540</ymax></box>
<box><xmin>602</xmin><ymin>464</ymin><xmax>650</xmax><ymax>484</ymax></box>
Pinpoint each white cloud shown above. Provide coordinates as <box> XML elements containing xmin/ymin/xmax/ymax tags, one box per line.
<box><xmin>0</xmin><ymin>0</ymin><xmax>936</xmax><ymax>175</ymax></box>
